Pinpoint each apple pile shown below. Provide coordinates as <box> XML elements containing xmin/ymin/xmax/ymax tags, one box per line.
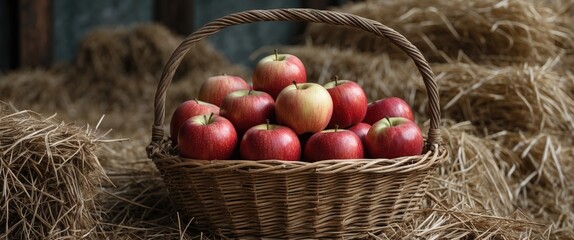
<box><xmin>171</xmin><ymin>50</ymin><xmax>424</xmax><ymax>161</ymax></box>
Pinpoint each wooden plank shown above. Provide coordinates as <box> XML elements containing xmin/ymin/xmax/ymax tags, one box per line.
<box><xmin>156</xmin><ymin>0</ymin><xmax>195</xmax><ymax>36</ymax></box>
<box><xmin>18</xmin><ymin>0</ymin><xmax>52</xmax><ymax>68</ymax></box>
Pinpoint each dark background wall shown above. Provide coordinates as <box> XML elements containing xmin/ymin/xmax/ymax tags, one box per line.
<box><xmin>0</xmin><ymin>0</ymin><xmax>16</xmax><ymax>72</ymax></box>
<box><xmin>52</xmin><ymin>0</ymin><xmax>154</xmax><ymax>62</ymax></box>
<box><xmin>1</xmin><ymin>0</ymin><xmax>346</xmax><ymax>72</ymax></box>
<box><xmin>193</xmin><ymin>0</ymin><xmax>303</xmax><ymax>67</ymax></box>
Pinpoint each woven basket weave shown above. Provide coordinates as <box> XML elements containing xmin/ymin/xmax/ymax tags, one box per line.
<box><xmin>147</xmin><ymin>8</ymin><xmax>448</xmax><ymax>239</ymax></box>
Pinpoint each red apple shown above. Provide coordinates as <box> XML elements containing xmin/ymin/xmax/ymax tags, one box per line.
<box><xmin>240</xmin><ymin>122</ymin><xmax>300</xmax><ymax>161</ymax></box>
<box><xmin>253</xmin><ymin>50</ymin><xmax>306</xmax><ymax>99</ymax></box>
<box><xmin>348</xmin><ymin>122</ymin><xmax>371</xmax><ymax>151</ymax></box>
<box><xmin>178</xmin><ymin>113</ymin><xmax>238</xmax><ymax>160</ymax></box>
<box><xmin>275</xmin><ymin>82</ymin><xmax>333</xmax><ymax>135</ymax></box>
<box><xmin>170</xmin><ymin>99</ymin><xmax>220</xmax><ymax>145</ymax></box>
<box><xmin>220</xmin><ymin>89</ymin><xmax>275</xmax><ymax>136</ymax></box>
<box><xmin>198</xmin><ymin>75</ymin><xmax>250</xmax><ymax>106</ymax></box>
<box><xmin>366</xmin><ymin>117</ymin><xmax>423</xmax><ymax>159</ymax></box>
<box><xmin>324</xmin><ymin>78</ymin><xmax>368</xmax><ymax>128</ymax></box>
<box><xmin>303</xmin><ymin>127</ymin><xmax>364</xmax><ymax>162</ymax></box>
<box><xmin>363</xmin><ymin>97</ymin><xmax>415</xmax><ymax>125</ymax></box>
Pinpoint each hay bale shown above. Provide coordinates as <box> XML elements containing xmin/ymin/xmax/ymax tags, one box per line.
<box><xmin>432</xmin><ymin>62</ymin><xmax>574</xmax><ymax>134</ymax></box>
<box><xmin>0</xmin><ymin>69</ymin><xmax>71</xmax><ymax>115</ymax></box>
<box><xmin>0</xmin><ymin>102</ymin><xmax>108</xmax><ymax>239</ymax></box>
<box><xmin>385</xmin><ymin>205</ymin><xmax>546</xmax><ymax>239</ymax></box>
<box><xmin>504</xmin><ymin>132</ymin><xmax>573</xmax><ymax>188</ymax></box>
<box><xmin>75</xmin><ymin>27</ymin><xmax>131</xmax><ymax>77</ymax></box>
<box><xmin>551</xmin><ymin>0</ymin><xmax>574</xmax><ymax>16</ymax></box>
<box><xmin>427</xmin><ymin>121</ymin><xmax>521</xmax><ymax>217</ymax></box>
<box><xmin>0</xmin><ymin>70</ymin><xmax>153</xmax><ymax>135</ymax></box>
<box><xmin>501</xmin><ymin>132</ymin><xmax>574</xmax><ymax>237</ymax></box>
<box><xmin>305</xmin><ymin>0</ymin><xmax>574</xmax><ymax>63</ymax></box>
<box><xmin>561</xmin><ymin>54</ymin><xmax>574</xmax><ymax>96</ymax></box>
<box><xmin>76</xmin><ymin>24</ymin><xmax>234</xmax><ymax>81</ymax></box>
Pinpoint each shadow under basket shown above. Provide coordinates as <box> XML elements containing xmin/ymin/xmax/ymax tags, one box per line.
<box><xmin>147</xmin><ymin>8</ymin><xmax>448</xmax><ymax>239</ymax></box>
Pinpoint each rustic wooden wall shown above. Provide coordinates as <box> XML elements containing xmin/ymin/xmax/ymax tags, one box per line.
<box><xmin>0</xmin><ymin>0</ymin><xmax>345</xmax><ymax>71</ymax></box>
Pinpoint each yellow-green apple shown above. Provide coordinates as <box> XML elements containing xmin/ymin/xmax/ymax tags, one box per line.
<box><xmin>363</xmin><ymin>97</ymin><xmax>415</xmax><ymax>125</ymax></box>
<box><xmin>348</xmin><ymin>122</ymin><xmax>371</xmax><ymax>155</ymax></box>
<box><xmin>198</xmin><ymin>75</ymin><xmax>250</xmax><ymax>106</ymax></box>
<box><xmin>275</xmin><ymin>82</ymin><xmax>333</xmax><ymax>135</ymax></box>
<box><xmin>253</xmin><ymin>50</ymin><xmax>306</xmax><ymax>99</ymax></box>
<box><xmin>220</xmin><ymin>90</ymin><xmax>275</xmax><ymax>136</ymax></box>
<box><xmin>303</xmin><ymin>127</ymin><xmax>364</xmax><ymax>162</ymax></box>
<box><xmin>324</xmin><ymin>78</ymin><xmax>368</xmax><ymax>128</ymax></box>
<box><xmin>170</xmin><ymin>99</ymin><xmax>220</xmax><ymax>145</ymax></box>
<box><xmin>240</xmin><ymin>122</ymin><xmax>300</xmax><ymax>161</ymax></box>
<box><xmin>178</xmin><ymin>113</ymin><xmax>237</xmax><ymax>160</ymax></box>
<box><xmin>366</xmin><ymin>117</ymin><xmax>423</xmax><ymax>159</ymax></box>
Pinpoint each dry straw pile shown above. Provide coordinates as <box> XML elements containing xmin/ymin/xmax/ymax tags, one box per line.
<box><xmin>75</xmin><ymin>23</ymin><xmax>236</xmax><ymax>81</ymax></box>
<box><xmin>0</xmin><ymin>102</ymin><xmax>108</xmax><ymax>239</ymax></box>
<box><xmin>305</xmin><ymin>0</ymin><xmax>574</xmax><ymax>64</ymax></box>
<box><xmin>431</xmin><ymin>61</ymin><xmax>574</xmax><ymax>134</ymax></box>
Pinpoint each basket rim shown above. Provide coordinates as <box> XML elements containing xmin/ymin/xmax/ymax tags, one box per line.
<box><xmin>151</xmin><ymin>141</ymin><xmax>448</xmax><ymax>174</ymax></box>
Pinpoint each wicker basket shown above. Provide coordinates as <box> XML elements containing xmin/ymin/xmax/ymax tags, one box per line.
<box><xmin>147</xmin><ymin>8</ymin><xmax>448</xmax><ymax>239</ymax></box>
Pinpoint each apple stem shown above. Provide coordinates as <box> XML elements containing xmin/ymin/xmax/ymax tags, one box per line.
<box><xmin>248</xmin><ymin>89</ymin><xmax>252</xmax><ymax>95</ymax></box>
<box><xmin>274</xmin><ymin>49</ymin><xmax>279</xmax><ymax>61</ymax></box>
<box><xmin>292</xmin><ymin>81</ymin><xmax>299</xmax><ymax>90</ymax></box>
<box><xmin>266</xmin><ymin>119</ymin><xmax>270</xmax><ymax>130</ymax></box>
<box><xmin>335</xmin><ymin>75</ymin><xmax>339</xmax><ymax>86</ymax></box>
<box><xmin>203</xmin><ymin>114</ymin><xmax>208</xmax><ymax>125</ymax></box>
<box><xmin>208</xmin><ymin>112</ymin><xmax>215</xmax><ymax>124</ymax></box>
<box><xmin>385</xmin><ymin>117</ymin><xmax>391</xmax><ymax>126</ymax></box>
<box><xmin>335</xmin><ymin>124</ymin><xmax>339</xmax><ymax>132</ymax></box>
<box><xmin>194</xmin><ymin>98</ymin><xmax>199</xmax><ymax>104</ymax></box>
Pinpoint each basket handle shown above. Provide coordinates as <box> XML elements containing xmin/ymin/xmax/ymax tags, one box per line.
<box><xmin>148</xmin><ymin>8</ymin><xmax>442</xmax><ymax>156</ymax></box>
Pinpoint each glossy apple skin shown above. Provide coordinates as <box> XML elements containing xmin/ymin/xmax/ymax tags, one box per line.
<box><xmin>324</xmin><ymin>80</ymin><xmax>368</xmax><ymax>128</ymax></box>
<box><xmin>178</xmin><ymin>114</ymin><xmax>237</xmax><ymax>160</ymax></box>
<box><xmin>198</xmin><ymin>75</ymin><xmax>250</xmax><ymax>106</ymax></box>
<box><xmin>304</xmin><ymin>129</ymin><xmax>364</xmax><ymax>162</ymax></box>
<box><xmin>348</xmin><ymin>122</ymin><xmax>371</xmax><ymax>155</ymax></box>
<box><xmin>253</xmin><ymin>53</ymin><xmax>306</xmax><ymax>99</ymax></box>
<box><xmin>363</xmin><ymin>97</ymin><xmax>415</xmax><ymax>125</ymax></box>
<box><xmin>366</xmin><ymin>117</ymin><xmax>423</xmax><ymax>159</ymax></box>
<box><xmin>170</xmin><ymin>100</ymin><xmax>220</xmax><ymax>145</ymax></box>
<box><xmin>240</xmin><ymin>124</ymin><xmax>301</xmax><ymax>161</ymax></box>
<box><xmin>220</xmin><ymin>90</ymin><xmax>275</xmax><ymax>136</ymax></box>
<box><xmin>275</xmin><ymin>83</ymin><xmax>333</xmax><ymax>135</ymax></box>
